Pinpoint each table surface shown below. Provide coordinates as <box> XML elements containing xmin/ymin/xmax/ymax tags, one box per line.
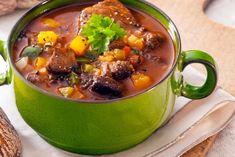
<box><xmin>0</xmin><ymin>0</ymin><xmax>235</xmax><ymax>156</ymax></box>
<box><xmin>203</xmin><ymin>1</ymin><xmax>235</xmax><ymax>156</ymax></box>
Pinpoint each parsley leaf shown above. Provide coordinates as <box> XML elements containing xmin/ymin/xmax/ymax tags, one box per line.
<box><xmin>81</xmin><ymin>14</ymin><xmax>126</xmax><ymax>53</ymax></box>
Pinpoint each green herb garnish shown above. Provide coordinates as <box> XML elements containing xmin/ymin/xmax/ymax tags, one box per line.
<box><xmin>81</xmin><ymin>14</ymin><xmax>126</xmax><ymax>53</ymax></box>
<box><xmin>132</xmin><ymin>49</ymin><xmax>140</xmax><ymax>55</ymax></box>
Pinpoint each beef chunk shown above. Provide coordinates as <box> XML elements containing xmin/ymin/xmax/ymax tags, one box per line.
<box><xmin>109</xmin><ymin>61</ymin><xmax>134</xmax><ymax>81</ymax></box>
<box><xmin>90</xmin><ymin>76</ymin><xmax>122</xmax><ymax>98</ymax></box>
<box><xmin>79</xmin><ymin>0</ymin><xmax>137</xmax><ymax>29</ymax></box>
<box><xmin>143</xmin><ymin>32</ymin><xmax>164</xmax><ymax>52</ymax></box>
<box><xmin>27</xmin><ymin>72</ymin><xmax>48</xmax><ymax>84</ymax></box>
<box><xmin>47</xmin><ymin>48</ymin><xmax>77</xmax><ymax>74</ymax></box>
<box><xmin>109</xmin><ymin>40</ymin><xmax>126</xmax><ymax>50</ymax></box>
<box><xmin>80</xmin><ymin>73</ymin><xmax>94</xmax><ymax>89</ymax></box>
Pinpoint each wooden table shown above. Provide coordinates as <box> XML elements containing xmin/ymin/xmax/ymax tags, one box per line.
<box><xmin>147</xmin><ymin>0</ymin><xmax>235</xmax><ymax>156</ymax></box>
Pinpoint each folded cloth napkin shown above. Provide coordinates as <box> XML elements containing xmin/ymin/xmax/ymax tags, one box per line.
<box><xmin>0</xmin><ymin>19</ymin><xmax>235</xmax><ymax>157</ymax></box>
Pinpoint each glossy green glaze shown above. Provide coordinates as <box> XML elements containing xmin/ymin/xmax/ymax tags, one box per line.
<box><xmin>0</xmin><ymin>0</ymin><xmax>218</xmax><ymax>155</ymax></box>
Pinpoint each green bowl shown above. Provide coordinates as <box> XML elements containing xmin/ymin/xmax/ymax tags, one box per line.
<box><xmin>0</xmin><ymin>0</ymin><xmax>218</xmax><ymax>155</ymax></box>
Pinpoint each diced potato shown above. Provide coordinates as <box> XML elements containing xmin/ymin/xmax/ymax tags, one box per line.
<box><xmin>114</xmin><ymin>49</ymin><xmax>126</xmax><ymax>60</ymax></box>
<box><xmin>59</xmin><ymin>87</ymin><xmax>74</xmax><ymax>98</ymax></box>
<box><xmin>41</xmin><ymin>18</ymin><xmax>60</xmax><ymax>28</ymax></box>
<box><xmin>70</xmin><ymin>35</ymin><xmax>88</xmax><ymax>56</ymax></box>
<box><xmin>35</xmin><ymin>57</ymin><xmax>47</xmax><ymax>70</ymax></box>
<box><xmin>128</xmin><ymin>35</ymin><xmax>144</xmax><ymax>50</ymax></box>
<box><xmin>99</xmin><ymin>55</ymin><xmax>114</xmax><ymax>62</ymax></box>
<box><xmin>38</xmin><ymin>31</ymin><xmax>58</xmax><ymax>46</ymax></box>
<box><xmin>131</xmin><ymin>73</ymin><xmax>152</xmax><ymax>89</ymax></box>
<box><xmin>39</xmin><ymin>68</ymin><xmax>48</xmax><ymax>76</ymax></box>
<box><xmin>15</xmin><ymin>57</ymin><xmax>28</xmax><ymax>70</ymax></box>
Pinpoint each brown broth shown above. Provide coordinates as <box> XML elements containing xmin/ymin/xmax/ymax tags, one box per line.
<box><xmin>13</xmin><ymin>3</ymin><xmax>175</xmax><ymax>100</ymax></box>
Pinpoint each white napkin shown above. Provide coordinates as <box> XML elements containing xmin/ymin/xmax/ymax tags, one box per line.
<box><xmin>0</xmin><ymin>12</ymin><xmax>235</xmax><ymax>157</ymax></box>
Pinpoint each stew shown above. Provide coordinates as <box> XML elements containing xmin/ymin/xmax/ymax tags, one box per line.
<box><xmin>13</xmin><ymin>0</ymin><xmax>175</xmax><ymax>100</ymax></box>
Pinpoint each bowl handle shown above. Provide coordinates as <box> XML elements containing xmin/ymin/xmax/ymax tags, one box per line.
<box><xmin>176</xmin><ymin>50</ymin><xmax>218</xmax><ymax>99</ymax></box>
<box><xmin>0</xmin><ymin>40</ymin><xmax>12</xmax><ymax>86</ymax></box>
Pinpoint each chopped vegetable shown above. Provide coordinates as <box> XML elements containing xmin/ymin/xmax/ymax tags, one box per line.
<box><xmin>83</xmin><ymin>64</ymin><xmax>94</xmax><ymax>73</ymax></box>
<box><xmin>73</xmin><ymin>87</ymin><xmax>85</xmax><ymax>99</ymax></box>
<box><xmin>93</xmin><ymin>68</ymin><xmax>101</xmax><ymax>76</ymax></box>
<box><xmin>81</xmin><ymin>14</ymin><xmax>126</xmax><ymax>53</ymax></box>
<box><xmin>38</xmin><ymin>31</ymin><xmax>58</xmax><ymax>46</ymax></box>
<box><xmin>69</xmin><ymin>72</ymin><xmax>80</xmax><ymax>85</ymax></box>
<box><xmin>38</xmin><ymin>68</ymin><xmax>48</xmax><ymax>76</ymax></box>
<box><xmin>114</xmin><ymin>49</ymin><xmax>126</xmax><ymax>60</ymax></box>
<box><xmin>41</xmin><ymin>18</ymin><xmax>60</xmax><ymax>28</ymax></box>
<box><xmin>35</xmin><ymin>57</ymin><xmax>47</xmax><ymax>70</ymax></box>
<box><xmin>22</xmin><ymin>45</ymin><xmax>42</xmax><ymax>58</ymax></box>
<box><xmin>70</xmin><ymin>35</ymin><xmax>88</xmax><ymax>56</ymax></box>
<box><xmin>99</xmin><ymin>55</ymin><xmax>114</xmax><ymax>62</ymax></box>
<box><xmin>85</xmin><ymin>51</ymin><xmax>100</xmax><ymax>61</ymax></box>
<box><xmin>123</xmin><ymin>46</ymin><xmax>131</xmax><ymax>56</ymax></box>
<box><xmin>129</xmin><ymin>55</ymin><xmax>144</xmax><ymax>66</ymax></box>
<box><xmin>131</xmin><ymin>49</ymin><xmax>140</xmax><ymax>55</ymax></box>
<box><xmin>15</xmin><ymin>57</ymin><xmax>28</xmax><ymax>70</ymax></box>
<box><xmin>127</xmin><ymin>35</ymin><xmax>144</xmax><ymax>50</ymax></box>
<box><xmin>131</xmin><ymin>73</ymin><xmax>152</xmax><ymax>89</ymax></box>
<box><xmin>77</xmin><ymin>57</ymin><xmax>91</xmax><ymax>63</ymax></box>
<box><xmin>59</xmin><ymin>87</ymin><xmax>74</xmax><ymax>98</ymax></box>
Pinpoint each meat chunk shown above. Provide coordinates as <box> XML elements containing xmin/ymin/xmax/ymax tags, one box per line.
<box><xmin>90</xmin><ymin>76</ymin><xmax>122</xmax><ymax>98</ymax></box>
<box><xmin>80</xmin><ymin>73</ymin><xmax>122</xmax><ymax>98</ymax></box>
<box><xmin>27</xmin><ymin>72</ymin><xmax>48</xmax><ymax>84</ymax></box>
<box><xmin>80</xmin><ymin>73</ymin><xmax>94</xmax><ymax>89</ymax></box>
<box><xmin>109</xmin><ymin>40</ymin><xmax>126</xmax><ymax>50</ymax></box>
<box><xmin>109</xmin><ymin>61</ymin><xmax>134</xmax><ymax>81</ymax></box>
<box><xmin>79</xmin><ymin>0</ymin><xmax>137</xmax><ymax>29</ymax></box>
<box><xmin>143</xmin><ymin>32</ymin><xmax>164</xmax><ymax>52</ymax></box>
<box><xmin>47</xmin><ymin>48</ymin><xmax>77</xmax><ymax>74</ymax></box>
<box><xmin>79</xmin><ymin>0</ymin><xmax>163</xmax><ymax>52</ymax></box>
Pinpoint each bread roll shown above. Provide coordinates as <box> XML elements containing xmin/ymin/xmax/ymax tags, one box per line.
<box><xmin>0</xmin><ymin>108</ymin><xmax>21</xmax><ymax>157</ymax></box>
<box><xmin>17</xmin><ymin>0</ymin><xmax>43</xmax><ymax>9</ymax></box>
<box><xmin>0</xmin><ymin>0</ymin><xmax>17</xmax><ymax>16</ymax></box>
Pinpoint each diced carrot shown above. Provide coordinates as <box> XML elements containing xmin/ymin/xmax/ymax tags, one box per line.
<box><xmin>123</xmin><ymin>46</ymin><xmax>131</xmax><ymax>56</ymax></box>
<box><xmin>35</xmin><ymin>57</ymin><xmax>47</xmax><ymax>70</ymax></box>
<box><xmin>72</xmin><ymin>87</ymin><xmax>85</xmax><ymax>99</ymax></box>
<box><xmin>131</xmin><ymin>73</ymin><xmax>152</xmax><ymax>89</ymax></box>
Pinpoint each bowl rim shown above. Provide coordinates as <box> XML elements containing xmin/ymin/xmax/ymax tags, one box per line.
<box><xmin>7</xmin><ymin>0</ymin><xmax>182</xmax><ymax>104</ymax></box>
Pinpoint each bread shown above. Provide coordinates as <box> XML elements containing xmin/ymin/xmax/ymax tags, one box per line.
<box><xmin>0</xmin><ymin>108</ymin><xmax>21</xmax><ymax>157</ymax></box>
<box><xmin>0</xmin><ymin>0</ymin><xmax>43</xmax><ymax>16</ymax></box>
<box><xmin>0</xmin><ymin>0</ymin><xmax>17</xmax><ymax>16</ymax></box>
<box><xmin>17</xmin><ymin>0</ymin><xmax>43</xmax><ymax>9</ymax></box>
